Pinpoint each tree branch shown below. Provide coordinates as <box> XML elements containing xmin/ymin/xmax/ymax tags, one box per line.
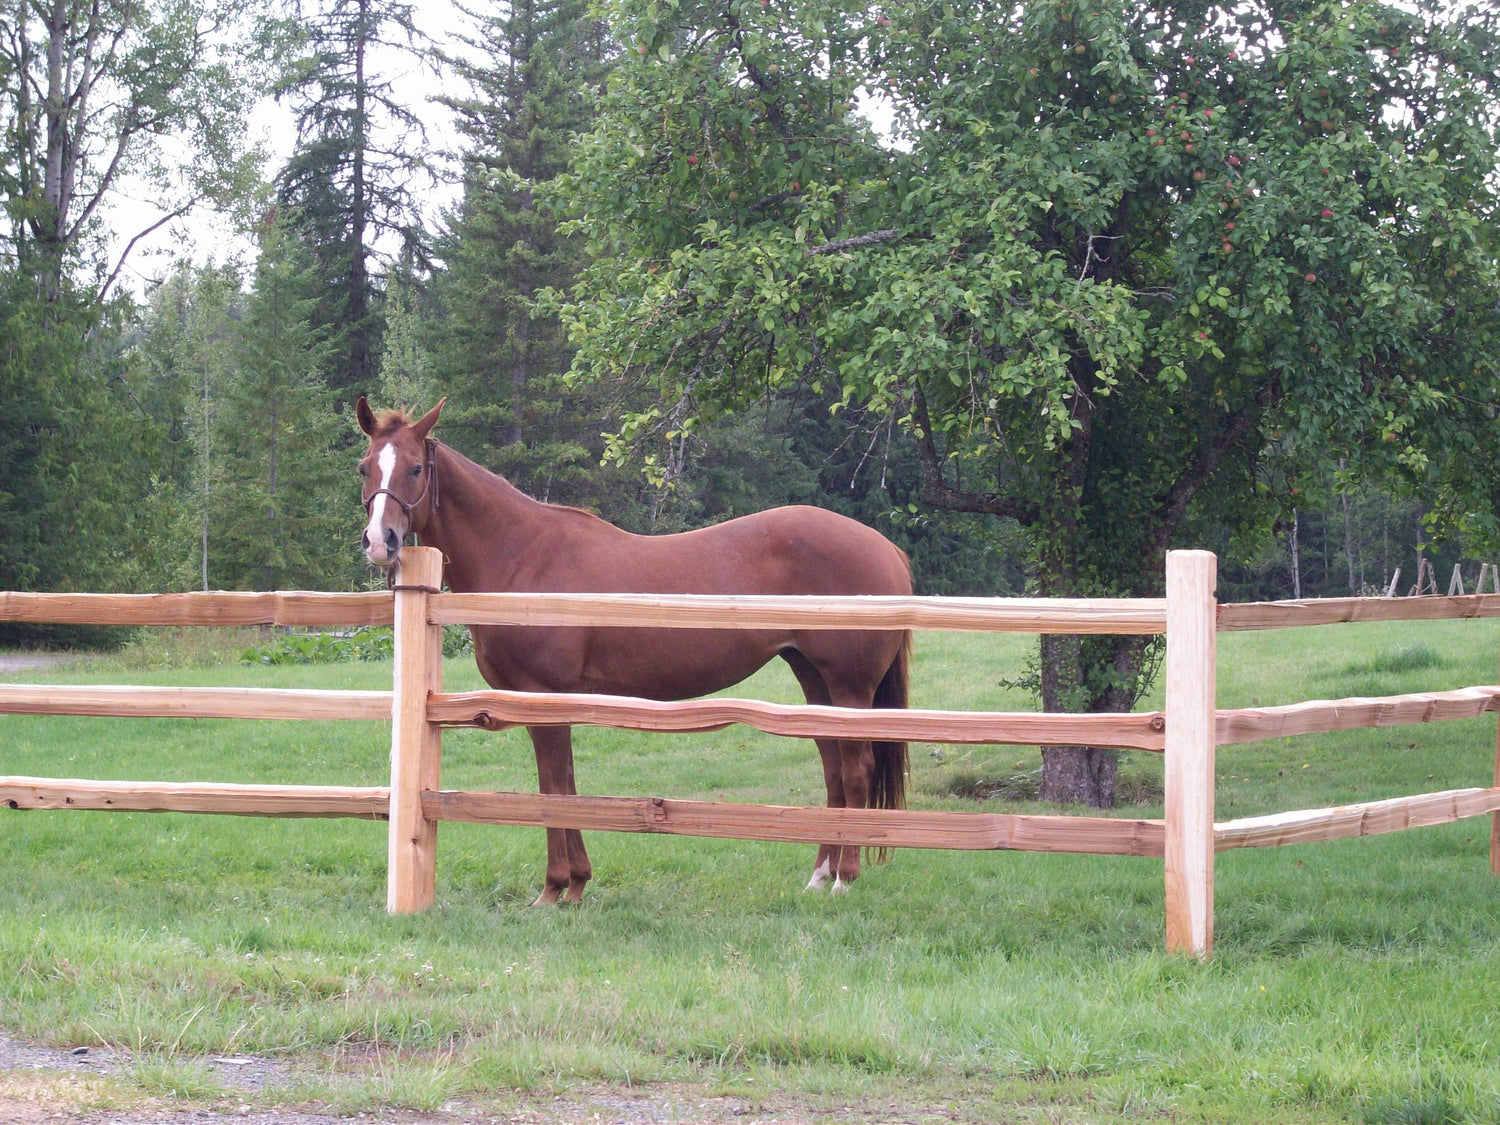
<box><xmin>910</xmin><ymin>380</ymin><xmax>1038</xmax><ymax>523</ymax></box>
<box><xmin>746</xmin><ymin>188</ymin><xmax>796</xmax><ymax>215</ymax></box>
<box><xmin>806</xmin><ymin>229</ymin><xmax>900</xmax><ymax>256</ymax></box>
<box><xmin>95</xmin><ymin>202</ymin><xmax>194</xmax><ymax>303</ymax></box>
<box><xmin>1152</xmin><ymin>380</ymin><xmax>1280</xmax><ymax>554</ymax></box>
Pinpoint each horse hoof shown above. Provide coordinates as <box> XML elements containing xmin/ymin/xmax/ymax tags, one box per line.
<box><xmin>805</xmin><ymin>860</ymin><xmax>833</xmax><ymax>891</ymax></box>
<box><xmin>830</xmin><ymin>877</ymin><xmax>851</xmax><ymax>894</ymax></box>
<box><xmin>529</xmin><ymin>887</ymin><xmax>562</xmax><ymax>907</ymax></box>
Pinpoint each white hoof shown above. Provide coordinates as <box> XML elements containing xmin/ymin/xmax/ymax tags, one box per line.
<box><xmin>804</xmin><ymin>859</ymin><xmax>833</xmax><ymax>891</ymax></box>
<box><xmin>830</xmin><ymin>876</ymin><xmax>850</xmax><ymax>894</ymax></box>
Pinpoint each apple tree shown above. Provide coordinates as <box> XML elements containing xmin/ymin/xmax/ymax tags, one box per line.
<box><xmin>554</xmin><ymin>0</ymin><xmax>1500</xmax><ymax>805</ymax></box>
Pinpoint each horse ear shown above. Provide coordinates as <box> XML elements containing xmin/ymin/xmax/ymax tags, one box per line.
<box><xmin>410</xmin><ymin>396</ymin><xmax>447</xmax><ymax>441</ymax></box>
<box><xmin>356</xmin><ymin>395</ymin><xmax>377</xmax><ymax>436</ymax></box>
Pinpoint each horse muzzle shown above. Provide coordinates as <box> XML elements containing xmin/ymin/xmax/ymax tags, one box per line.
<box><xmin>362</xmin><ymin>526</ymin><xmax>402</xmax><ymax>567</ymax></box>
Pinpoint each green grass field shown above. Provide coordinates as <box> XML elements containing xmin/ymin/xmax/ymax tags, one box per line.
<box><xmin>3</xmin><ymin>619</ymin><xmax>1500</xmax><ymax>1122</ymax></box>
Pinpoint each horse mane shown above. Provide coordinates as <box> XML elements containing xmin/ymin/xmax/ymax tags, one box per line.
<box><xmin>431</xmin><ymin>438</ymin><xmax>618</xmax><ymax>530</ymax></box>
<box><xmin>371</xmin><ymin>408</ymin><xmax>413</xmax><ymax>438</ymax></box>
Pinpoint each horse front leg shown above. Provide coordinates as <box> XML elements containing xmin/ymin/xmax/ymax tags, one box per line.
<box><xmin>808</xmin><ymin>738</ymin><xmax>875</xmax><ymax>891</ymax></box>
<box><xmin>527</xmin><ymin>725</ymin><xmax>592</xmax><ymax>905</ymax></box>
<box><xmin>832</xmin><ymin>739</ymin><xmax>875</xmax><ymax>889</ymax></box>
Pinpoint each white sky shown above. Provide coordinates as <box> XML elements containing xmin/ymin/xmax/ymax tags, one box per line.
<box><xmin>102</xmin><ymin>9</ymin><xmax>468</xmax><ymax>298</ymax></box>
<box><xmin>100</xmin><ymin>10</ymin><xmax>897</xmax><ymax>299</ymax></box>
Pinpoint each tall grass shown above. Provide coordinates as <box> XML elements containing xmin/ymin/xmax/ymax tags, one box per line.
<box><xmin>3</xmin><ymin>619</ymin><xmax>1500</xmax><ymax>1121</ymax></box>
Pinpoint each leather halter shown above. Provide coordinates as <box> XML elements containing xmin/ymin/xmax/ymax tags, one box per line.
<box><xmin>363</xmin><ymin>438</ymin><xmax>441</xmax><ymax>521</ymax></box>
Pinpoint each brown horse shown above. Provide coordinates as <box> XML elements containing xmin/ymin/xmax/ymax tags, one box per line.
<box><xmin>356</xmin><ymin>396</ymin><xmax>912</xmax><ymax>904</ymax></box>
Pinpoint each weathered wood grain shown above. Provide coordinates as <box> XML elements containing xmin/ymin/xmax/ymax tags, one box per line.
<box><xmin>1215</xmin><ymin>686</ymin><xmax>1500</xmax><ymax>745</ymax></box>
<box><xmin>1164</xmin><ymin>550</ymin><xmax>1217</xmax><ymax>960</ymax></box>
<box><xmin>1217</xmin><ymin>594</ymin><xmax>1500</xmax><ymax>632</ymax></box>
<box><xmin>422</xmin><ymin>789</ymin><xmax>1166</xmax><ymax>856</ymax></box>
<box><xmin>430</xmin><ymin>592</ymin><xmax>1169</xmax><ymax>635</ymax></box>
<box><xmin>0</xmin><ymin>683</ymin><xmax>391</xmax><ymax>721</ymax></box>
<box><xmin>0</xmin><ymin>590</ymin><xmax>394</xmax><ymax>627</ymax></box>
<box><xmin>0</xmin><ymin>776</ymin><xmax>389</xmax><ymax>818</ymax></box>
<box><xmin>388</xmin><ymin>547</ymin><xmax>444</xmax><ymax>915</ymax></box>
<box><xmin>427</xmin><ymin>689</ymin><xmax>1168</xmax><ymax>751</ymax></box>
<box><xmin>1493</xmin><ymin>651</ymin><xmax>1500</xmax><ymax>877</ymax></box>
<box><xmin>1215</xmin><ymin>787</ymin><xmax>1500</xmax><ymax>850</ymax></box>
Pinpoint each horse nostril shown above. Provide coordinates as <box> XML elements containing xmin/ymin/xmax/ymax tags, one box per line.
<box><xmin>385</xmin><ymin>528</ymin><xmax>400</xmax><ymax>554</ymax></box>
<box><xmin>361</xmin><ymin>530</ymin><xmax>370</xmax><ymax>550</ymax></box>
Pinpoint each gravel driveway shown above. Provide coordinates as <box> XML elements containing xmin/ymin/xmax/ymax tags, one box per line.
<box><xmin>0</xmin><ymin>652</ymin><xmax>78</xmax><ymax>674</ymax></box>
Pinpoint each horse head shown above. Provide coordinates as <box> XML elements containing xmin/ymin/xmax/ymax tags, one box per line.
<box><xmin>356</xmin><ymin>395</ymin><xmax>446</xmax><ymax>567</ymax></box>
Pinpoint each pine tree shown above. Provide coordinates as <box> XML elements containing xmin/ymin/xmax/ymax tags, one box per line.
<box><xmin>273</xmin><ymin>0</ymin><xmax>430</xmax><ymax>398</ymax></box>
<box><xmin>213</xmin><ymin>217</ymin><xmax>350</xmax><ymax>590</ymax></box>
<box><xmin>128</xmin><ymin>261</ymin><xmax>244</xmax><ymax>590</ymax></box>
<box><xmin>426</xmin><ymin>0</ymin><xmax>630</xmax><ymax>512</ymax></box>
<box><xmin>0</xmin><ymin>274</ymin><xmax>168</xmax><ymax>642</ymax></box>
<box><xmin>377</xmin><ymin>254</ymin><xmax>440</xmax><ymax>411</ymax></box>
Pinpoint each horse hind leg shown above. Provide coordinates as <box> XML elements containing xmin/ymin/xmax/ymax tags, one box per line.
<box><xmin>782</xmin><ymin>649</ymin><xmax>861</xmax><ymax>893</ymax></box>
<box><xmin>829</xmin><ymin>734</ymin><xmax>876</xmax><ymax>890</ymax></box>
<box><xmin>527</xmin><ymin>725</ymin><xmax>593</xmax><ymax>905</ymax></box>
<box><xmin>807</xmin><ymin>733</ymin><xmax>876</xmax><ymax>892</ymax></box>
<box><xmin>807</xmin><ymin>738</ymin><xmax>845</xmax><ymax>891</ymax></box>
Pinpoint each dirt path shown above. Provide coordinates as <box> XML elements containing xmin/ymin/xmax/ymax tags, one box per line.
<box><xmin>0</xmin><ymin>1031</ymin><xmax>929</xmax><ymax>1124</ymax></box>
<box><xmin>0</xmin><ymin>652</ymin><xmax>78</xmax><ymax>674</ymax></box>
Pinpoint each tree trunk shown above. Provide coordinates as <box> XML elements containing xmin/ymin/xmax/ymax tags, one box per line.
<box><xmin>265</xmin><ymin>392</ymin><xmax>278</xmax><ymax>591</ymax></box>
<box><xmin>1340</xmin><ymin>465</ymin><xmax>1357</xmax><ymax>595</ymax></box>
<box><xmin>1039</xmin><ymin>747</ymin><xmax>1119</xmax><ymax>807</ymax></box>
<box><xmin>1036</xmin><ymin>633</ymin><xmax>1138</xmax><ymax>809</ymax></box>
<box><xmin>1290</xmin><ymin>507</ymin><xmax>1302</xmax><ymax>598</ymax></box>
<box><xmin>201</xmin><ymin>360</ymin><xmax>211</xmax><ymax>591</ymax></box>
<box><xmin>348</xmin><ymin>0</ymin><xmax>373</xmax><ymax>390</ymax></box>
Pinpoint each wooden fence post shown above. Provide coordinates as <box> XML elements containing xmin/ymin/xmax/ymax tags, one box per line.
<box><xmin>1164</xmin><ymin>550</ymin><xmax>1217</xmax><ymax>958</ymax></box>
<box><xmin>388</xmin><ymin>545</ymin><xmax>444</xmax><ymax>913</ymax></box>
<box><xmin>1492</xmin><ymin>643</ymin><xmax>1500</xmax><ymax>878</ymax></box>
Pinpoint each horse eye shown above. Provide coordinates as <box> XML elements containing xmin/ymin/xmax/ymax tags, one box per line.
<box><xmin>357</xmin><ymin>464</ymin><xmax>368</xmax><ymax>477</ymax></box>
<box><xmin>410</xmin><ymin>465</ymin><xmax>422</xmax><ymax>476</ymax></box>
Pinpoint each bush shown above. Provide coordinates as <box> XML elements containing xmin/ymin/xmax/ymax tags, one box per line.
<box><xmin>241</xmin><ymin>627</ymin><xmax>394</xmax><ymax>665</ymax></box>
<box><xmin>241</xmin><ymin>624</ymin><xmax>473</xmax><ymax>665</ymax></box>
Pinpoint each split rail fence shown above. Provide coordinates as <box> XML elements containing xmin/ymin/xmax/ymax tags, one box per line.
<box><xmin>3</xmin><ymin>547</ymin><xmax>1499</xmax><ymax>958</ymax></box>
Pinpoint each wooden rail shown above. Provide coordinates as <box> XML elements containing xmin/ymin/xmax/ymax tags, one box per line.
<box><xmin>1215</xmin><ymin>686</ymin><xmax>1500</xmax><ymax>745</ymax></box>
<box><xmin>1215</xmin><ymin>787</ymin><xmax>1500</xmax><ymax>850</ymax></box>
<box><xmin>428</xmin><ymin>689</ymin><xmax>1167</xmax><ymax>751</ymax></box>
<box><xmin>0</xmin><ymin>684</ymin><xmax>391</xmax><ymax>721</ymax></box>
<box><xmin>0</xmin><ymin>590</ymin><xmax>393</xmax><ymax>627</ymax></box>
<box><xmin>0</xmin><ymin>776</ymin><xmax>390</xmax><ymax>818</ymax></box>
<box><xmin>430</xmin><ymin>591</ymin><xmax>1169</xmax><ymax>634</ymax></box>
<box><xmin>1218</xmin><ymin>593</ymin><xmax>1500</xmax><ymax>631</ymax></box>
<box><xmin>423</xmin><ymin>790</ymin><xmax>1166</xmax><ymax>856</ymax></box>
<box><xmin>0</xmin><ymin>775</ymin><xmax>1163</xmax><ymax>856</ymax></box>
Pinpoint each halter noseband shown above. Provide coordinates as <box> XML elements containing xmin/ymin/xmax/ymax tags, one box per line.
<box><xmin>363</xmin><ymin>438</ymin><xmax>441</xmax><ymax>519</ymax></box>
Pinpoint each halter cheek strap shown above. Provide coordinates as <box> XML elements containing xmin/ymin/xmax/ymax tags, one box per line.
<box><xmin>363</xmin><ymin>438</ymin><xmax>441</xmax><ymax>519</ymax></box>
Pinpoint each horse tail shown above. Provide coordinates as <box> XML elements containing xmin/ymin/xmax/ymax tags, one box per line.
<box><xmin>867</xmin><ymin>631</ymin><xmax>912</xmax><ymax>865</ymax></box>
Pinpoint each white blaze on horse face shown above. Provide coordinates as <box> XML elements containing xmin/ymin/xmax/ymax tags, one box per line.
<box><xmin>364</xmin><ymin>442</ymin><xmax>399</xmax><ymax>563</ymax></box>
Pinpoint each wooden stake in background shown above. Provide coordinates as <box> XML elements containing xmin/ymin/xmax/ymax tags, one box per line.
<box><xmin>1164</xmin><ymin>550</ymin><xmax>1217</xmax><ymax>959</ymax></box>
<box><xmin>388</xmin><ymin>546</ymin><xmax>444</xmax><ymax>913</ymax></box>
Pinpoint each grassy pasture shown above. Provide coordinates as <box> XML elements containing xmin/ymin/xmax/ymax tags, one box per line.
<box><xmin>3</xmin><ymin>620</ymin><xmax>1500</xmax><ymax>1122</ymax></box>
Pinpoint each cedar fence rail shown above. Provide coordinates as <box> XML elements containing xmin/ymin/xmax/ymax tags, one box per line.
<box><xmin>3</xmin><ymin>547</ymin><xmax>1499</xmax><ymax>958</ymax></box>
